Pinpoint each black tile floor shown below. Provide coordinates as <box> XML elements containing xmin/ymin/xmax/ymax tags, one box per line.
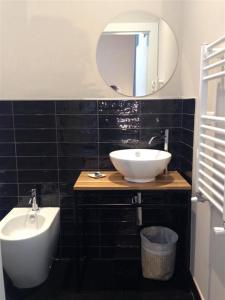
<box><xmin>5</xmin><ymin>260</ymin><xmax>198</xmax><ymax>300</ymax></box>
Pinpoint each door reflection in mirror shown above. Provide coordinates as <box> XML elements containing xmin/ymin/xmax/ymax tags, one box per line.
<box><xmin>96</xmin><ymin>11</ymin><xmax>178</xmax><ymax>97</ymax></box>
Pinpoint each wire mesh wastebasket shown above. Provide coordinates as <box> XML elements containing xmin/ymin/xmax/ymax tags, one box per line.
<box><xmin>140</xmin><ymin>226</ymin><xmax>178</xmax><ymax>280</ymax></box>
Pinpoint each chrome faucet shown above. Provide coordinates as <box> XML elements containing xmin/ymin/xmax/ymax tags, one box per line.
<box><xmin>29</xmin><ymin>188</ymin><xmax>39</xmax><ymax>211</ymax></box>
<box><xmin>148</xmin><ymin>129</ymin><xmax>169</xmax><ymax>151</ymax></box>
<box><xmin>148</xmin><ymin>129</ymin><xmax>169</xmax><ymax>175</ymax></box>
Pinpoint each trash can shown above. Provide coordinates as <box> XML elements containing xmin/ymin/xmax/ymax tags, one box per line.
<box><xmin>140</xmin><ymin>226</ymin><xmax>178</xmax><ymax>280</ymax></box>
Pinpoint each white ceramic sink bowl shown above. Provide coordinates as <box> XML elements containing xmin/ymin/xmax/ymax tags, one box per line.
<box><xmin>109</xmin><ymin>149</ymin><xmax>171</xmax><ymax>183</ymax></box>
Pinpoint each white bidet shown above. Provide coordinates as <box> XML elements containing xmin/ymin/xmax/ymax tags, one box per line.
<box><xmin>0</xmin><ymin>207</ymin><xmax>60</xmax><ymax>288</ymax></box>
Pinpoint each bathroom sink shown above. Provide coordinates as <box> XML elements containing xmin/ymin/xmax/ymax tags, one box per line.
<box><xmin>109</xmin><ymin>149</ymin><xmax>171</xmax><ymax>183</ymax></box>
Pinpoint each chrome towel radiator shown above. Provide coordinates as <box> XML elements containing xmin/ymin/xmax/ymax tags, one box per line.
<box><xmin>192</xmin><ymin>35</ymin><xmax>225</xmax><ymax>234</ymax></box>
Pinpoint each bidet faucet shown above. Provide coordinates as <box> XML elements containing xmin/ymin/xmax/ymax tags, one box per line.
<box><xmin>29</xmin><ymin>188</ymin><xmax>39</xmax><ymax>211</ymax></box>
<box><xmin>148</xmin><ymin>129</ymin><xmax>169</xmax><ymax>151</ymax></box>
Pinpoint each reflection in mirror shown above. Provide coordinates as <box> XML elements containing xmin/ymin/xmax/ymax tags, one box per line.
<box><xmin>96</xmin><ymin>11</ymin><xmax>178</xmax><ymax>97</ymax></box>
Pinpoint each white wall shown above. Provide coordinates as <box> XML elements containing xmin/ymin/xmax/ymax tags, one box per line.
<box><xmin>180</xmin><ymin>1</ymin><xmax>225</xmax><ymax>300</ymax></box>
<box><xmin>0</xmin><ymin>0</ymin><xmax>182</xmax><ymax>100</ymax></box>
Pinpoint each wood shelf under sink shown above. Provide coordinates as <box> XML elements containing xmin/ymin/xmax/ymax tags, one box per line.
<box><xmin>73</xmin><ymin>171</ymin><xmax>191</xmax><ymax>191</ymax></box>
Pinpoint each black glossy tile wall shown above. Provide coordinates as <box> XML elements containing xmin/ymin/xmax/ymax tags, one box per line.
<box><xmin>76</xmin><ymin>190</ymin><xmax>190</xmax><ymax>261</ymax></box>
<box><xmin>0</xmin><ymin>99</ymin><xmax>195</xmax><ymax>259</ymax></box>
<box><xmin>180</xmin><ymin>99</ymin><xmax>195</xmax><ymax>183</ymax></box>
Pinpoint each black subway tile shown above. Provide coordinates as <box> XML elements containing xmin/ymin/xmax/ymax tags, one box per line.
<box><xmin>59</xmin><ymin>156</ymin><xmax>98</xmax><ymax>170</ymax></box>
<box><xmin>0</xmin><ymin>157</ymin><xmax>16</xmax><ymax>169</ymax></box>
<box><xmin>0</xmin><ymin>184</ymin><xmax>18</xmax><ymax>197</ymax></box>
<box><xmin>58</xmin><ymin>143</ymin><xmax>98</xmax><ymax>157</ymax></box>
<box><xmin>85</xmin><ymin>222</ymin><xmax>100</xmax><ymax>235</ymax></box>
<box><xmin>79</xmin><ymin>208</ymin><xmax>100</xmax><ymax>222</ymax></box>
<box><xmin>141</xmin><ymin>99</ymin><xmax>182</xmax><ymax>114</ymax></box>
<box><xmin>56</xmin><ymin>101</ymin><xmax>97</xmax><ymax>114</ymax></box>
<box><xmin>17</xmin><ymin>156</ymin><xmax>57</xmax><ymax>170</ymax></box>
<box><xmin>182</xmin><ymin>114</ymin><xmax>194</xmax><ymax>131</ymax></box>
<box><xmin>180</xmin><ymin>159</ymin><xmax>193</xmax><ymax>183</ymax></box>
<box><xmin>56</xmin><ymin>115</ymin><xmax>97</xmax><ymax>129</ymax></box>
<box><xmin>0</xmin><ymin>116</ymin><xmax>13</xmax><ymax>128</ymax></box>
<box><xmin>13</xmin><ymin>101</ymin><xmax>55</xmax><ymax>115</ymax></box>
<box><xmin>101</xmin><ymin>235</ymin><xmax>139</xmax><ymax>247</ymax></box>
<box><xmin>0</xmin><ymin>102</ymin><xmax>12</xmax><ymax>114</ymax></box>
<box><xmin>182</xmin><ymin>99</ymin><xmax>195</xmax><ymax>115</ymax></box>
<box><xmin>60</xmin><ymin>208</ymin><xmax>75</xmax><ymax>221</ymax></box>
<box><xmin>182</xmin><ymin>128</ymin><xmax>194</xmax><ymax>147</ymax></box>
<box><xmin>141</xmin><ymin>114</ymin><xmax>182</xmax><ymax>128</ymax></box>
<box><xmin>99</xmin><ymin>129</ymin><xmax>139</xmax><ymax>143</ymax></box>
<box><xmin>61</xmin><ymin>221</ymin><xmax>76</xmax><ymax>235</ymax></box>
<box><xmin>59</xmin><ymin>183</ymin><xmax>75</xmax><ymax>197</ymax></box>
<box><xmin>59</xmin><ymin>170</ymin><xmax>80</xmax><ymax>183</ymax></box>
<box><xmin>81</xmin><ymin>235</ymin><xmax>99</xmax><ymax>247</ymax></box>
<box><xmin>15</xmin><ymin>129</ymin><xmax>56</xmax><ymax>142</ymax></box>
<box><xmin>99</xmin><ymin>115</ymin><xmax>140</xmax><ymax>129</ymax></box>
<box><xmin>14</xmin><ymin>115</ymin><xmax>55</xmax><ymax>129</ymax></box>
<box><xmin>0</xmin><ymin>197</ymin><xmax>18</xmax><ymax>209</ymax></box>
<box><xmin>60</xmin><ymin>233</ymin><xmax>77</xmax><ymax>246</ymax></box>
<box><xmin>81</xmin><ymin>246</ymin><xmax>100</xmax><ymax>259</ymax></box>
<box><xmin>57</xmin><ymin>129</ymin><xmax>98</xmax><ymax>143</ymax></box>
<box><xmin>0</xmin><ymin>144</ymin><xmax>15</xmax><ymax>156</ymax></box>
<box><xmin>168</xmin><ymin>156</ymin><xmax>181</xmax><ymax>170</ymax></box>
<box><xmin>0</xmin><ymin>170</ymin><xmax>17</xmax><ymax>183</ymax></box>
<box><xmin>60</xmin><ymin>246</ymin><xmax>76</xmax><ymax>258</ymax></box>
<box><xmin>60</xmin><ymin>196</ymin><xmax>74</xmax><ymax>208</ymax></box>
<box><xmin>181</xmin><ymin>143</ymin><xmax>193</xmax><ymax>163</ymax></box>
<box><xmin>101</xmin><ymin>246</ymin><xmax>139</xmax><ymax>259</ymax></box>
<box><xmin>100</xmin><ymin>208</ymin><xmax>136</xmax><ymax>222</ymax></box>
<box><xmin>0</xmin><ymin>130</ymin><xmax>14</xmax><ymax>142</ymax></box>
<box><xmin>18</xmin><ymin>170</ymin><xmax>58</xmax><ymax>183</ymax></box>
<box><xmin>167</xmin><ymin>142</ymin><xmax>182</xmax><ymax>156</ymax></box>
<box><xmin>101</xmin><ymin>222</ymin><xmax>137</xmax><ymax>235</ymax></box>
<box><xmin>98</xmin><ymin>100</ymin><xmax>140</xmax><ymax>115</ymax></box>
<box><xmin>16</xmin><ymin>143</ymin><xmax>57</xmax><ymax>156</ymax></box>
<box><xmin>0</xmin><ymin>210</ymin><xmax>9</xmax><ymax>220</ymax></box>
<box><xmin>99</xmin><ymin>157</ymin><xmax>114</xmax><ymax>170</ymax></box>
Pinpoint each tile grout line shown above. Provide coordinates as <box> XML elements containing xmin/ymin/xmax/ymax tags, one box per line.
<box><xmin>54</xmin><ymin>102</ymin><xmax>60</xmax><ymax>207</ymax></box>
<box><xmin>54</xmin><ymin>101</ymin><xmax>62</xmax><ymax>258</ymax></box>
<box><xmin>11</xmin><ymin>101</ymin><xmax>20</xmax><ymax>206</ymax></box>
<box><xmin>97</xmin><ymin>100</ymin><xmax>100</xmax><ymax>171</ymax></box>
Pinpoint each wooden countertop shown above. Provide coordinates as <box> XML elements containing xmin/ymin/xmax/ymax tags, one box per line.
<box><xmin>73</xmin><ymin>171</ymin><xmax>191</xmax><ymax>191</ymax></box>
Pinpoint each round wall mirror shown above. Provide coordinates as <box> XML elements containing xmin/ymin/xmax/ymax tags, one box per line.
<box><xmin>96</xmin><ymin>11</ymin><xmax>178</xmax><ymax>97</ymax></box>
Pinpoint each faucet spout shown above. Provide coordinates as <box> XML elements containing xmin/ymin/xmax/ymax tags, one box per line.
<box><xmin>29</xmin><ymin>189</ymin><xmax>39</xmax><ymax>211</ymax></box>
<box><xmin>148</xmin><ymin>129</ymin><xmax>169</xmax><ymax>151</ymax></box>
<box><xmin>148</xmin><ymin>129</ymin><xmax>170</xmax><ymax>175</ymax></box>
<box><xmin>148</xmin><ymin>136</ymin><xmax>158</xmax><ymax>146</ymax></box>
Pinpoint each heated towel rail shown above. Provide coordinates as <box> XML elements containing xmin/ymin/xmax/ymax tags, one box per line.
<box><xmin>192</xmin><ymin>35</ymin><xmax>225</xmax><ymax>234</ymax></box>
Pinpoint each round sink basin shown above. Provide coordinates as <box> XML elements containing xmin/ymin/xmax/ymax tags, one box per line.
<box><xmin>109</xmin><ymin>149</ymin><xmax>171</xmax><ymax>183</ymax></box>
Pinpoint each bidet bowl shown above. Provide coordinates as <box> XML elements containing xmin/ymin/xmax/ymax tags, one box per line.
<box><xmin>109</xmin><ymin>149</ymin><xmax>171</xmax><ymax>182</ymax></box>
